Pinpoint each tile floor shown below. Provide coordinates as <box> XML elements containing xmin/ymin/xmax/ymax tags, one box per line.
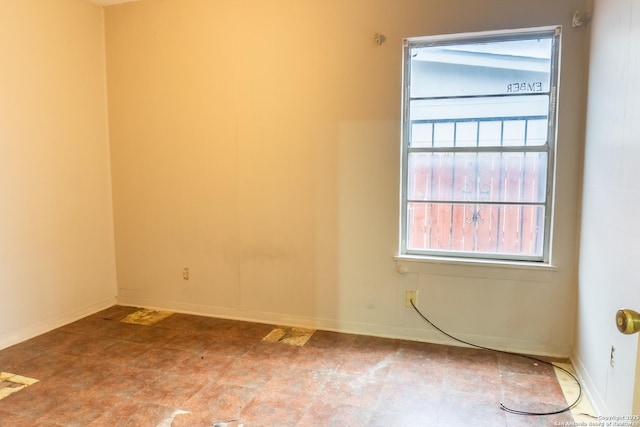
<box><xmin>0</xmin><ymin>306</ymin><xmax>580</xmax><ymax>426</ymax></box>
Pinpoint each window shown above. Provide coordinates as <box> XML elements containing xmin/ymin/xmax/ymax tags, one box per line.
<box><xmin>400</xmin><ymin>27</ymin><xmax>560</xmax><ymax>262</ymax></box>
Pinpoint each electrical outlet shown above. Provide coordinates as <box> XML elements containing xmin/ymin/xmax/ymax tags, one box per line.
<box><xmin>405</xmin><ymin>291</ymin><xmax>417</xmax><ymax>308</ymax></box>
<box><xmin>610</xmin><ymin>345</ymin><xmax>616</xmax><ymax>368</ymax></box>
<box><xmin>183</xmin><ymin>267</ymin><xmax>189</xmax><ymax>280</ymax></box>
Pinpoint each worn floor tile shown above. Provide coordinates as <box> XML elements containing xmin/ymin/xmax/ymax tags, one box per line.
<box><xmin>0</xmin><ymin>305</ymin><xmax>587</xmax><ymax>427</ymax></box>
<box><xmin>0</xmin><ymin>372</ymin><xmax>38</xmax><ymax>400</ymax></box>
<box><xmin>262</xmin><ymin>326</ymin><xmax>315</xmax><ymax>346</ymax></box>
<box><xmin>121</xmin><ymin>309</ymin><xmax>174</xmax><ymax>326</ymax></box>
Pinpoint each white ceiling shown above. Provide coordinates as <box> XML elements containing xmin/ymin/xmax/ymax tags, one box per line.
<box><xmin>87</xmin><ymin>0</ymin><xmax>142</xmax><ymax>5</ymax></box>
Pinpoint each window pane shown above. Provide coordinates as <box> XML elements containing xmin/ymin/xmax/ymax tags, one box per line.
<box><xmin>401</xmin><ymin>27</ymin><xmax>558</xmax><ymax>261</ymax></box>
<box><xmin>407</xmin><ymin>152</ymin><xmax>548</xmax><ymax>203</ymax></box>
<box><xmin>478</xmin><ymin>121</ymin><xmax>502</xmax><ymax>147</ymax></box>
<box><xmin>410</xmin><ymin>95</ymin><xmax>549</xmax><ymax>123</ymax></box>
<box><xmin>434</xmin><ymin>122</ymin><xmax>454</xmax><ymax>147</ymax></box>
<box><xmin>410</xmin><ymin>37</ymin><xmax>553</xmax><ymax>98</ymax></box>
<box><xmin>526</xmin><ymin>119</ymin><xmax>548</xmax><ymax>145</ymax></box>
<box><xmin>456</xmin><ymin>122</ymin><xmax>479</xmax><ymax>147</ymax></box>
<box><xmin>407</xmin><ymin>202</ymin><xmax>545</xmax><ymax>257</ymax></box>
<box><xmin>409</xmin><ymin>96</ymin><xmax>549</xmax><ymax>148</ymax></box>
<box><xmin>503</xmin><ymin>120</ymin><xmax>526</xmax><ymax>146</ymax></box>
<box><xmin>410</xmin><ymin>122</ymin><xmax>433</xmax><ymax>147</ymax></box>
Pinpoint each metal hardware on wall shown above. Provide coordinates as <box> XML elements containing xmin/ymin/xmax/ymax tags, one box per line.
<box><xmin>572</xmin><ymin>10</ymin><xmax>591</xmax><ymax>28</ymax></box>
<box><xmin>616</xmin><ymin>309</ymin><xmax>640</xmax><ymax>334</ymax></box>
<box><xmin>374</xmin><ymin>33</ymin><xmax>386</xmax><ymax>45</ymax></box>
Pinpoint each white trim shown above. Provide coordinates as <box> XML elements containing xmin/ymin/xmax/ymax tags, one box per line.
<box><xmin>405</xmin><ymin>25</ymin><xmax>562</xmax><ymax>44</ymax></box>
<box><xmin>395</xmin><ymin>254</ymin><xmax>558</xmax><ymax>271</ymax></box>
<box><xmin>571</xmin><ymin>350</ymin><xmax>610</xmax><ymax>416</ymax></box>
<box><xmin>0</xmin><ymin>296</ymin><xmax>117</xmax><ymax>351</ymax></box>
<box><xmin>117</xmin><ymin>294</ymin><xmax>571</xmax><ymax>357</ymax></box>
<box><xmin>394</xmin><ymin>256</ymin><xmax>557</xmax><ymax>284</ymax></box>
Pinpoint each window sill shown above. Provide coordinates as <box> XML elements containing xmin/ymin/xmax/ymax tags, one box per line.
<box><xmin>394</xmin><ymin>254</ymin><xmax>557</xmax><ymax>282</ymax></box>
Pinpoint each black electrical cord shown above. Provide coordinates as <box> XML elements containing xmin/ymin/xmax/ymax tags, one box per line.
<box><xmin>409</xmin><ymin>298</ymin><xmax>583</xmax><ymax>416</ymax></box>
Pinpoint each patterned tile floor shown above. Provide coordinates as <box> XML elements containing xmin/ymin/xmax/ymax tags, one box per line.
<box><xmin>0</xmin><ymin>306</ymin><xmax>579</xmax><ymax>426</ymax></box>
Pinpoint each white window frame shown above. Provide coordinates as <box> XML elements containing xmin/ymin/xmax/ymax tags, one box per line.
<box><xmin>399</xmin><ymin>26</ymin><xmax>561</xmax><ymax>263</ymax></box>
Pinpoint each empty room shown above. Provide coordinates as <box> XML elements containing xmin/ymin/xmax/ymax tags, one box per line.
<box><xmin>1</xmin><ymin>0</ymin><xmax>639</xmax><ymax>425</ymax></box>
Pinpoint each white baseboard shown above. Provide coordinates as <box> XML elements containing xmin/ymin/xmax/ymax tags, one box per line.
<box><xmin>571</xmin><ymin>350</ymin><xmax>609</xmax><ymax>416</ymax></box>
<box><xmin>117</xmin><ymin>295</ymin><xmax>570</xmax><ymax>357</ymax></box>
<box><xmin>0</xmin><ymin>296</ymin><xmax>117</xmax><ymax>350</ymax></box>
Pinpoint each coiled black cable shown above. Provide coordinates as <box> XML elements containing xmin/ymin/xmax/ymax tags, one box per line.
<box><xmin>410</xmin><ymin>298</ymin><xmax>582</xmax><ymax>416</ymax></box>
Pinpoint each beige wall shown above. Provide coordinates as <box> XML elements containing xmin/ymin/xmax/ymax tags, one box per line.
<box><xmin>0</xmin><ymin>0</ymin><xmax>117</xmax><ymax>348</ymax></box>
<box><xmin>106</xmin><ymin>0</ymin><xmax>588</xmax><ymax>355</ymax></box>
<box><xmin>576</xmin><ymin>0</ymin><xmax>640</xmax><ymax>415</ymax></box>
